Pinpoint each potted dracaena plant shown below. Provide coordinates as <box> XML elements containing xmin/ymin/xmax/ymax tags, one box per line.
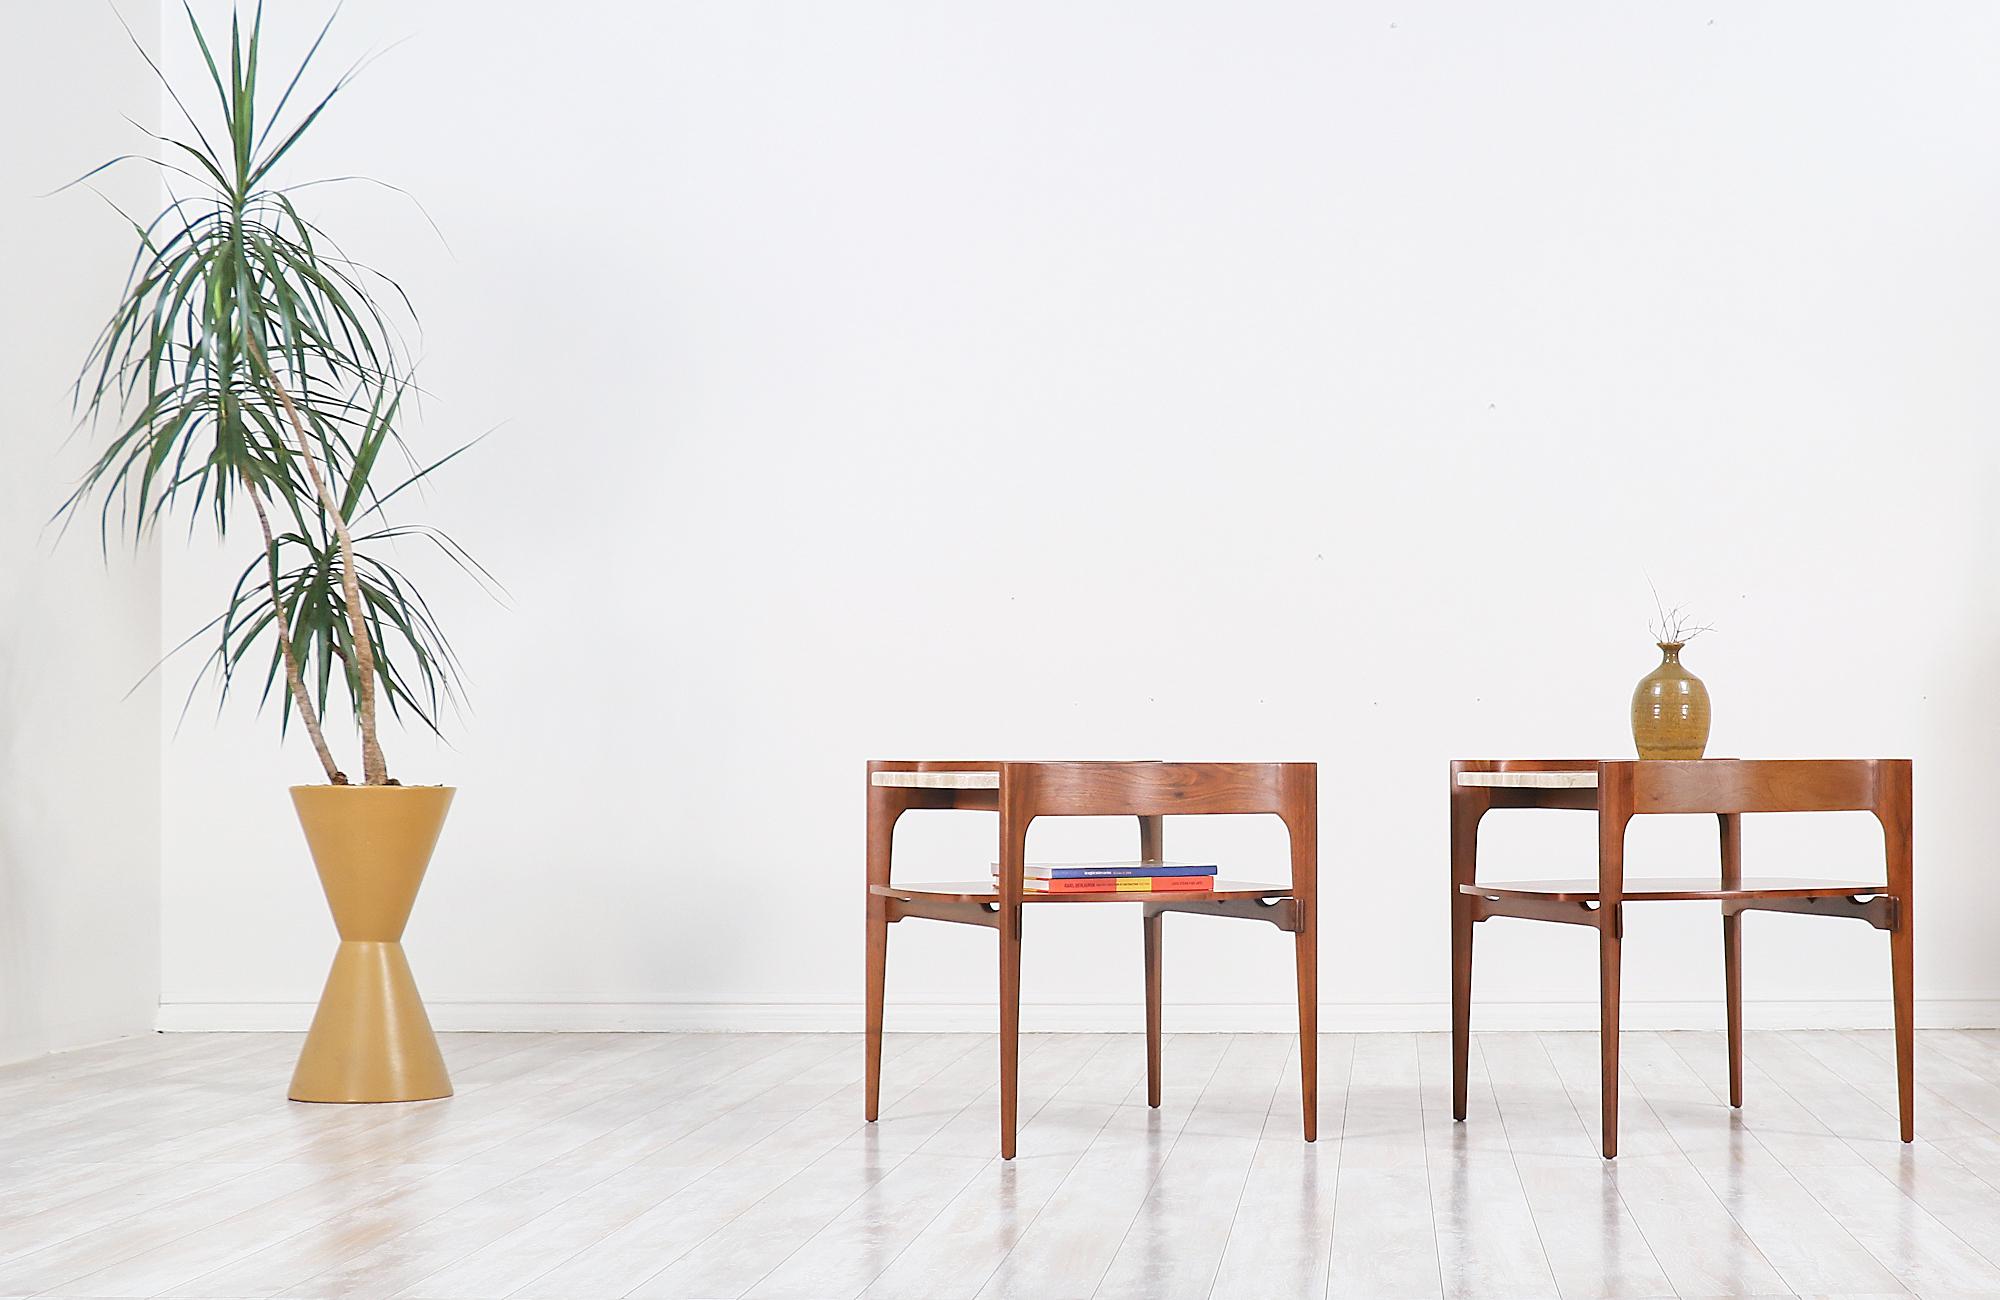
<box><xmin>64</xmin><ymin>5</ymin><xmax>486</xmax><ymax>1102</ymax></box>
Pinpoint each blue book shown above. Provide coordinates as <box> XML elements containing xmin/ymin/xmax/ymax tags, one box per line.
<box><xmin>991</xmin><ymin>861</ymin><xmax>1219</xmax><ymax>880</ymax></box>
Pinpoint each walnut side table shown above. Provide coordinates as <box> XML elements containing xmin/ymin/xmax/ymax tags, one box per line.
<box><xmin>1451</xmin><ymin>758</ymin><xmax>1913</xmax><ymax>1157</ymax></box>
<box><xmin>867</xmin><ymin>760</ymin><xmax>1317</xmax><ymax>1159</ymax></box>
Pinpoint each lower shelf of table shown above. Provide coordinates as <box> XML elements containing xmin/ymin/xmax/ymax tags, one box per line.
<box><xmin>873</xmin><ymin>880</ymin><xmax>1292</xmax><ymax>904</ymax></box>
<box><xmin>1462</xmin><ymin>876</ymin><xmax>1889</xmax><ymax>903</ymax></box>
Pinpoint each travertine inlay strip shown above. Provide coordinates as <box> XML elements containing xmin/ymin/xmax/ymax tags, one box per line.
<box><xmin>872</xmin><ymin>771</ymin><xmax>1001</xmax><ymax>789</ymax></box>
<box><xmin>1457</xmin><ymin>770</ymin><xmax>1598</xmax><ymax>789</ymax></box>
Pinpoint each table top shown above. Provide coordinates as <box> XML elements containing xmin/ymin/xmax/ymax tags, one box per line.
<box><xmin>1453</xmin><ymin>758</ymin><xmax>1908</xmax><ymax>817</ymax></box>
<box><xmin>871</xmin><ymin>771</ymin><xmax>999</xmax><ymax>790</ymax></box>
<box><xmin>871</xmin><ymin>760</ymin><xmax>1315</xmax><ymax>821</ymax></box>
<box><xmin>1456</xmin><ymin>771</ymin><xmax>1596</xmax><ymax>789</ymax></box>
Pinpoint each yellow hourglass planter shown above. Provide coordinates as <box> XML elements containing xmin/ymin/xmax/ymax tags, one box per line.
<box><xmin>289</xmin><ymin>784</ymin><xmax>455</xmax><ymax>1103</ymax></box>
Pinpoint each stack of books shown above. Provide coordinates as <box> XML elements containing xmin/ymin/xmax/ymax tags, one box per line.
<box><xmin>992</xmin><ymin>861</ymin><xmax>1220</xmax><ymax>894</ymax></box>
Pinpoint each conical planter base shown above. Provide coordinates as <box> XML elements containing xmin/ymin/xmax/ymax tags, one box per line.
<box><xmin>289</xmin><ymin>784</ymin><xmax>456</xmax><ymax>1103</ymax></box>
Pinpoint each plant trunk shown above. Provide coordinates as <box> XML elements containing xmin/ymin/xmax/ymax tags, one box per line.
<box><xmin>253</xmin><ymin>347</ymin><xmax>388</xmax><ymax>785</ymax></box>
<box><xmin>246</xmin><ymin>479</ymin><xmax>345</xmax><ymax>785</ymax></box>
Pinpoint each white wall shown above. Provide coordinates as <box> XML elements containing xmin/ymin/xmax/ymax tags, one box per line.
<box><xmin>152</xmin><ymin>0</ymin><xmax>2000</xmax><ymax>1033</ymax></box>
<box><xmin>0</xmin><ymin>3</ymin><xmax>163</xmax><ymax>1062</ymax></box>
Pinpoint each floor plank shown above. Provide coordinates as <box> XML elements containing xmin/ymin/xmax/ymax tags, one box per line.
<box><xmin>858</xmin><ymin>1036</ymin><xmax>1140</xmax><ymax>1300</ymax></box>
<box><xmin>1618</xmin><ymin>1032</ymin><xmax>1903</xmax><ymax>1297</ymax></box>
<box><xmin>972</xmin><ymin>1034</ymin><xmax>1233</xmax><ymax>1300</ymax></box>
<box><xmin>1477</xmin><ymin>1031</ymin><xmax>1673</xmax><ymax>1298</ymax></box>
<box><xmin>1204</xmin><ymin>1034</ymin><xmax>1349</xmax><ymax>1300</ymax></box>
<box><xmin>1416</xmin><ymin>1032</ymin><xmax>1559</xmax><ymax>1300</ymax></box>
<box><xmin>1090</xmin><ymin>1033</ymin><xmax>1289</xmax><ymax>1300</ymax></box>
<box><xmin>1325</xmin><ymin>1032</ymin><xmax>1443</xmax><ymax>1299</ymax></box>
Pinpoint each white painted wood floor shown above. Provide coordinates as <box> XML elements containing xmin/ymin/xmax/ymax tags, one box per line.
<box><xmin>2</xmin><ymin>1031</ymin><xmax>1999</xmax><ymax>1299</ymax></box>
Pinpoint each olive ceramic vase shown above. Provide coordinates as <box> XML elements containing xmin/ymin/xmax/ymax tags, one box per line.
<box><xmin>1630</xmin><ymin>641</ymin><xmax>1710</xmax><ymax>760</ymax></box>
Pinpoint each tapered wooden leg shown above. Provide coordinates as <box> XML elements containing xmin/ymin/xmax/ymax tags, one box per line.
<box><xmin>1451</xmin><ymin>891</ymin><xmax>1473</xmax><ymax>1122</ymax></box>
<box><xmin>1278</xmin><ymin>770</ymin><xmax>1319</xmax><ymax>1143</ymax></box>
<box><xmin>1892</xmin><ymin>903</ymin><xmax>1915</xmax><ymax>1142</ymax></box>
<box><xmin>1599</xmin><ymin>916</ymin><xmax>1622</xmax><ymax>1159</ymax></box>
<box><xmin>1449</xmin><ymin>780</ymin><xmax>1488</xmax><ymax>1125</ymax></box>
<box><xmin>1295</xmin><ymin>917</ymin><xmax>1318</xmax><ymax>1142</ymax></box>
<box><xmin>1143</xmin><ymin>909</ymin><xmax>1163</xmax><ymax>1108</ymax></box>
<box><xmin>1722</xmin><ymin>909</ymin><xmax>1743</xmax><ymax>1108</ymax></box>
<box><xmin>1876</xmin><ymin>770</ymin><xmax>1915</xmax><ymax>1144</ymax></box>
<box><xmin>864</xmin><ymin>783</ymin><xmax>901</xmax><ymax>1124</ymax></box>
<box><xmin>1719</xmin><ymin>812</ymin><xmax>1743</xmax><ymax>1108</ymax></box>
<box><xmin>864</xmin><ymin>896</ymin><xmax>887</xmax><ymax>1122</ymax></box>
<box><xmin>999</xmin><ymin>907</ymin><xmax>1022</xmax><ymax>1160</ymax></box>
<box><xmin>1139</xmin><ymin>815</ymin><xmax>1164</xmax><ymax>1108</ymax></box>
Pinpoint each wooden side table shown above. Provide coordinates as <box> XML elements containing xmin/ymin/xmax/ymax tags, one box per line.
<box><xmin>1450</xmin><ymin>758</ymin><xmax>1914</xmax><ymax>1157</ymax></box>
<box><xmin>867</xmin><ymin>760</ymin><xmax>1317</xmax><ymax>1159</ymax></box>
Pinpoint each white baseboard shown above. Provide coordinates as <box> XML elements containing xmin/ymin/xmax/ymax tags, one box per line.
<box><xmin>154</xmin><ymin>998</ymin><xmax>2000</xmax><ymax>1034</ymax></box>
<box><xmin>0</xmin><ymin>1012</ymin><xmax>160</xmax><ymax>1067</ymax></box>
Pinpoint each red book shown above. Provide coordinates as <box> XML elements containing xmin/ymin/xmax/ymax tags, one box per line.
<box><xmin>1021</xmin><ymin>876</ymin><xmax>1214</xmax><ymax>894</ymax></box>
